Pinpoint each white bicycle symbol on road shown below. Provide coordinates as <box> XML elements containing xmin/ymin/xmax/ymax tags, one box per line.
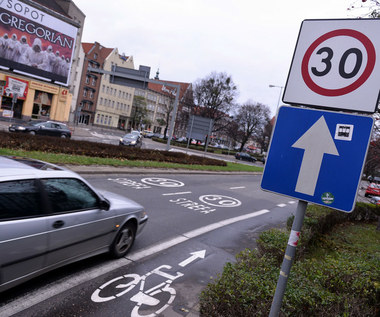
<box><xmin>91</xmin><ymin>250</ymin><xmax>206</xmax><ymax>317</ymax></box>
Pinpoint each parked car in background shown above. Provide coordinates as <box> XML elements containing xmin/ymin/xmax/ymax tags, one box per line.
<box><xmin>0</xmin><ymin>156</ymin><xmax>148</xmax><ymax>292</ymax></box>
<box><xmin>235</xmin><ymin>152</ymin><xmax>257</xmax><ymax>162</ymax></box>
<box><xmin>9</xmin><ymin>121</ymin><xmax>72</xmax><ymax>138</ymax></box>
<box><xmin>365</xmin><ymin>182</ymin><xmax>380</xmax><ymax>197</ymax></box>
<box><xmin>176</xmin><ymin>137</ymin><xmax>187</xmax><ymax>143</ymax></box>
<box><xmin>153</xmin><ymin>133</ymin><xmax>165</xmax><ymax>139</ymax></box>
<box><xmin>370</xmin><ymin>196</ymin><xmax>380</xmax><ymax>206</ymax></box>
<box><xmin>142</xmin><ymin>130</ymin><xmax>154</xmax><ymax>138</ymax></box>
<box><xmin>119</xmin><ymin>133</ymin><xmax>142</xmax><ymax>147</ymax></box>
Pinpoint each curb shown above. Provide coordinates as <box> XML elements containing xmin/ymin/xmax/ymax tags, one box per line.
<box><xmin>64</xmin><ymin>165</ymin><xmax>263</xmax><ymax>176</ymax></box>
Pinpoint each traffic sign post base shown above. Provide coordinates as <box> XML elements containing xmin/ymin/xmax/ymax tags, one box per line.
<box><xmin>269</xmin><ymin>200</ymin><xmax>308</xmax><ymax>317</ymax></box>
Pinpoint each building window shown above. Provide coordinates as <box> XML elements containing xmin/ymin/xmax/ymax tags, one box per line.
<box><xmin>100</xmin><ymin>98</ymin><xmax>103</xmax><ymax>105</ymax></box>
<box><xmin>108</xmin><ymin>116</ymin><xmax>112</xmax><ymax>125</ymax></box>
<box><xmin>116</xmin><ymin>102</ymin><xmax>119</xmax><ymax>109</ymax></box>
<box><xmin>106</xmin><ymin>86</ymin><xmax>109</xmax><ymax>94</ymax></box>
<box><xmin>100</xmin><ymin>115</ymin><xmax>104</xmax><ymax>124</ymax></box>
<box><xmin>89</xmin><ymin>90</ymin><xmax>93</xmax><ymax>98</ymax></box>
<box><xmin>85</xmin><ymin>76</ymin><xmax>89</xmax><ymax>84</ymax></box>
<box><xmin>96</xmin><ymin>114</ymin><xmax>100</xmax><ymax>123</ymax></box>
<box><xmin>102</xmin><ymin>85</ymin><xmax>105</xmax><ymax>93</ymax></box>
<box><xmin>92</xmin><ymin>77</ymin><xmax>96</xmax><ymax>86</ymax></box>
<box><xmin>94</xmin><ymin>53</ymin><xmax>98</xmax><ymax>59</ymax></box>
<box><xmin>112</xmin><ymin>101</ymin><xmax>115</xmax><ymax>108</ymax></box>
<box><xmin>83</xmin><ymin>89</ymin><xmax>87</xmax><ymax>97</ymax></box>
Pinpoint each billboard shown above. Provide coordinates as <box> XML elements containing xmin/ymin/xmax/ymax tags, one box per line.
<box><xmin>0</xmin><ymin>0</ymin><xmax>78</xmax><ymax>86</ymax></box>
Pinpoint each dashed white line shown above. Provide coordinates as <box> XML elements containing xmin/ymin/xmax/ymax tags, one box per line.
<box><xmin>288</xmin><ymin>201</ymin><xmax>296</xmax><ymax>204</ymax></box>
<box><xmin>277</xmin><ymin>203</ymin><xmax>287</xmax><ymax>208</ymax></box>
<box><xmin>162</xmin><ymin>191</ymin><xmax>192</xmax><ymax>196</ymax></box>
<box><xmin>229</xmin><ymin>186</ymin><xmax>246</xmax><ymax>190</ymax></box>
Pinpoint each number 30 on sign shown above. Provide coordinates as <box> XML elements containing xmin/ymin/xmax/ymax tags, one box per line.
<box><xmin>283</xmin><ymin>19</ymin><xmax>380</xmax><ymax>114</ymax></box>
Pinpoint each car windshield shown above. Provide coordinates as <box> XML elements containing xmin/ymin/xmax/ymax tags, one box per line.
<box><xmin>123</xmin><ymin>134</ymin><xmax>138</xmax><ymax>139</ymax></box>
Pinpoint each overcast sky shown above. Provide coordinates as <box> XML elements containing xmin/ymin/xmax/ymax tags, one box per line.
<box><xmin>73</xmin><ymin>0</ymin><xmax>359</xmax><ymax>116</ymax></box>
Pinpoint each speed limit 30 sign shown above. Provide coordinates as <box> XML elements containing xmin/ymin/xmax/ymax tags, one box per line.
<box><xmin>283</xmin><ymin>19</ymin><xmax>380</xmax><ymax>113</ymax></box>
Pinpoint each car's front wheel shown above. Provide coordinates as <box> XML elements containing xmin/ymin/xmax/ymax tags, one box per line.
<box><xmin>29</xmin><ymin>131</ymin><xmax>36</xmax><ymax>135</ymax></box>
<box><xmin>61</xmin><ymin>134</ymin><xmax>67</xmax><ymax>138</ymax></box>
<box><xmin>110</xmin><ymin>222</ymin><xmax>136</xmax><ymax>258</ymax></box>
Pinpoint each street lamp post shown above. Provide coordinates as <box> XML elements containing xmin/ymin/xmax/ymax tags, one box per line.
<box><xmin>269</xmin><ymin>84</ymin><xmax>284</xmax><ymax>113</ymax></box>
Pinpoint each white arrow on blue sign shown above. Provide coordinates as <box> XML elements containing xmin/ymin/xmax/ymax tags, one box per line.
<box><xmin>261</xmin><ymin>106</ymin><xmax>374</xmax><ymax>212</ymax></box>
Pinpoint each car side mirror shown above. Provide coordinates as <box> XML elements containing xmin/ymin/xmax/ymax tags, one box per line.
<box><xmin>99</xmin><ymin>199</ymin><xmax>110</xmax><ymax>211</ymax></box>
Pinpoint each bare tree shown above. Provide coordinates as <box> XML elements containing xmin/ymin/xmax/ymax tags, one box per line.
<box><xmin>156</xmin><ymin>99</ymin><xmax>174</xmax><ymax>139</ymax></box>
<box><xmin>193</xmin><ymin>72</ymin><xmax>237</xmax><ymax>132</ymax></box>
<box><xmin>348</xmin><ymin>0</ymin><xmax>380</xmax><ymax>18</ymax></box>
<box><xmin>255</xmin><ymin>120</ymin><xmax>273</xmax><ymax>154</ymax></box>
<box><xmin>235</xmin><ymin>102</ymin><xmax>271</xmax><ymax>152</ymax></box>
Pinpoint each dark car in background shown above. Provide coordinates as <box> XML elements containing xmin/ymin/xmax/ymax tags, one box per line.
<box><xmin>119</xmin><ymin>133</ymin><xmax>142</xmax><ymax>147</ymax></box>
<box><xmin>9</xmin><ymin>121</ymin><xmax>72</xmax><ymax>138</ymax></box>
<box><xmin>0</xmin><ymin>156</ymin><xmax>148</xmax><ymax>292</ymax></box>
<box><xmin>235</xmin><ymin>152</ymin><xmax>257</xmax><ymax>162</ymax></box>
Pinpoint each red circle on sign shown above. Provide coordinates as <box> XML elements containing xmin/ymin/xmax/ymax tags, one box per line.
<box><xmin>301</xmin><ymin>29</ymin><xmax>376</xmax><ymax>96</ymax></box>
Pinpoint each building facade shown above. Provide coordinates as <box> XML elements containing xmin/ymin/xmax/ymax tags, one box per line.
<box><xmin>134</xmin><ymin>80</ymin><xmax>193</xmax><ymax>135</ymax></box>
<box><xmin>94</xmin><ymin>49</ymin><xmax>135</xmax><ymax>130</ymax></box>
<box><xmin>0</xmin><ymin>0</ymin><xmax>82</xmax><ymax>123</ymax></box>
<box><xmin>76</xmin><ymin>42</ymin><xmax>112</xmax><ymax>125</ymax></box>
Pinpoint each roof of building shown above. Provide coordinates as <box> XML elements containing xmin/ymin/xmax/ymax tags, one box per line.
<box><xmin>30</xmin><ymin>0</ymin><xmax>71</xmax><ymax>19</ymax></box>
<box><xmin>81</xmin><ymin>42</ymin><xmax>113</xmax><ymax>60</ymax></box>
<box><xmin>148</xmin><ymin>81</ymin><xmax>191</xmax><ymax>101</ymax></box>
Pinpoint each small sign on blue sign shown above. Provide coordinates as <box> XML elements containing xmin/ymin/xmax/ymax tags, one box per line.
<box><xmin>261</xmin><ymin>106</ymin><xmax>373</xmax><ymax>212</ymax></box>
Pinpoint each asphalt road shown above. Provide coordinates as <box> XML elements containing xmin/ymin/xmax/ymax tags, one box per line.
<box><xmin>0</xmin><ymin>173</ymin><xmax>296</xmax><ymax>317</ymax></box>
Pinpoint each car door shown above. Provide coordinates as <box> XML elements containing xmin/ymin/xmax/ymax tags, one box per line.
<box><xmin>42</xmin><ymin>122</ymin><xmax>58</xmax><ymax>137</ymax></box>
<box><xmin>0</xmin><ymin>179</ymin><xmax>48</xmax><ymax>291</ymax></box>
<box><xmin>41</xmin><ymin>178</ymin><xmax>116</xmax><ymax>268</ymax></box>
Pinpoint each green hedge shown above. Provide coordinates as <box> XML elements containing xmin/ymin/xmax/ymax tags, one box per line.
<box><xmin>1</xmin><ymin>131</ymin><xmax>226</xmax><ymax>166</ymax></box>
<box><xmin>199</xmin><ymin>203</ymin><xmax>380</xmax><ymax>316</ymax></box>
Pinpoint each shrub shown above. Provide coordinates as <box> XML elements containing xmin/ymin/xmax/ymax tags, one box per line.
<box><xmin>1</xmin><ymin>131</ymin><xmax>226</xmax><ymax>167</ymax></box>
<box><xmin>199</xmin><ymin>204</ymin><xmax>380</xmax><ymax>316</ymax></box>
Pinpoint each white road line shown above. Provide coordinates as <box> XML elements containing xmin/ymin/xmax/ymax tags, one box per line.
<box><xmin>0</xmin><ymin>209</ymin><xmax>271</xmax><ymax>316</ymax></box>
<box><xmin>277</xmin><ymin>203</ymin><xmax>287</xmax><ymax>208</ymax></box>
<box><xmin>229</xmin><ymin>186</ymin><xmax>246</xmax><ymax>189</ymax></box>
<box><xmin>162</xmin><ymin>191</ymin><xmax>192</xmax><ymax>196</ymax></box>
<box><xmin>288</xmin><ymin>201</ymin><xmax>296</xmax><ymax>204</ymax></box>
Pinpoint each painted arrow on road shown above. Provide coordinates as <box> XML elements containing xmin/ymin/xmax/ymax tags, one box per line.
<box><xmin>178</xmin><ymin>250</ymin><xmax>206</xmax><ymax>267</ymax></box>
<box><xmin>292</xmin><ymin>116</ymin><xmax>339</xmax><ymax>196</ymax></box>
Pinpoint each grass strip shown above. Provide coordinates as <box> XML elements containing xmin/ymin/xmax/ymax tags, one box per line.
<box><xmin>0</xmin><ymin>148</ymin><xmax>263</xmax><ymax>172</ymax></box>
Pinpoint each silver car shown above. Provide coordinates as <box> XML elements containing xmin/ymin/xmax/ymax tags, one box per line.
<box><xmin>0</xmin><ymin>156</ymin><xmax>148</xmax><ymax>292</ymax></box>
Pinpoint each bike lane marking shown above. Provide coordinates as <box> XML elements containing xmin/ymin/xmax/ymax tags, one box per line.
<box><xmin>91</xmin><ymin>251</ymin><xmax>208</xmax><ymax>316</ymax></box>
<box><xmin>0</xmin><ymin>209</ymin><xmax>270</xmax><ymax>316</ymax></box>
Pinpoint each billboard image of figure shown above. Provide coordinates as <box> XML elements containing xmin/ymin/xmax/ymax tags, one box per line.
<box><xmin>0</xmin><ymin>0</ymin><xmax>78</xmax><ymax>86</ymax></box>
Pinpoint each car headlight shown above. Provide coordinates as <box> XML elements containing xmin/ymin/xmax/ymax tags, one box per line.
<box><xmin>17</xmin><ymin>127</ymin><xmax>26</xmax><ymax>131</ymax></box>
<box><xmin>119</xmin><ymin>138</ymin><xmax>123</xmax><ymax>142</ymax></box>
<box><xmin>131</xmin><ymin>141</ymin><xmax>136</xmax><ymax>145</ymax></box>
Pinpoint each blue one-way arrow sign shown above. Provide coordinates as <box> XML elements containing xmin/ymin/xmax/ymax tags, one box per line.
<box><xmin>261</xmin><ymin>106</ymin><xmax>374</xmax><ymax>212</ymax></box>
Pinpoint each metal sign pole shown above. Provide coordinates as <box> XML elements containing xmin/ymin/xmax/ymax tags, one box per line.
<box><xmin>186</xmin><ymin>115</ymin><xmax>195</xmax><ymax>149</ymax></box>
<box><xmin>269</xmin><ymin>199</ymin><xmax>308</xmax><ymax>317</ymax></box>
